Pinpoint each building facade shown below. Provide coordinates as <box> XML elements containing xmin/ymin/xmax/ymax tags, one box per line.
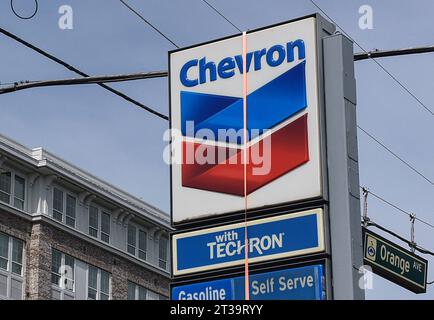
<box><xmin>0</xmin><ymin>133</ymin><xmax>171</xmax><ymax>300</ymax></box>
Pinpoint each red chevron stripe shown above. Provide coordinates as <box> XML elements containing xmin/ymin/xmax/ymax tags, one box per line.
<box><xmin>182</xmin><ymin>114</ymin><xmax>309</xmax><ymax>196</ymax></box>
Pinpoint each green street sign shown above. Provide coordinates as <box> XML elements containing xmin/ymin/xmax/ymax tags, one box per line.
<box><xmin>362</xmin><ymin>228</ymin><xmax>428</xmax><ymax>294</ymax></box>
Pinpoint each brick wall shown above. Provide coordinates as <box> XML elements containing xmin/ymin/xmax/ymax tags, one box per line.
<box><xmin>0</xmin><ymin>208</ymin><xmax>170</xmax><ymax>300</ymax></box>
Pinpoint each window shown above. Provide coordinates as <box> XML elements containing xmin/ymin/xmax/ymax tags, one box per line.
<box><xmin>51</xmin><ymin>250</ymin><xmax>62</xmax><ymax>286</ymax></box>
<box><xmin>87</xmin><ymin>266</ymin><xmax>110</xmax><ymax>300</ymax></box>
<box><xmin>65</xmin><ymin>195</ymin><xmax>76</xmax><ymax>227</ymax></box>
<box><xmin>0</xmin><ymin>233</ymin><xmax>23</xmax><ymax>276</ymax></box>
<box><xmin>127</xmin><ymin>281</ymin><xmax>136</xmax><ymax>300</ymax></box>
<box><xmin>138</xmin><ymin>285</ymin><xmax>147</xmax><ymax>300</ymax></box>
<box><xmin>100</xmin><ymin>213</ymin><xmax>110</xmax><ymax>244</ymax></box>
<box><xmin>159</xmin><ymin>237</ymin><xmax>168</xmax><ymax>270</ymax></box>
<box><xmin>100</xmin><ymin>270</ymin><xmax>110</xmax><ymax>300</ymax></box>
<box><xmin>53</xmin><ymin>188</ymin><xmax>64</xmax><ymax>222</ymax></box>
<box><xmin>0</xmin><ymin>171</ymin><xmax>26</xmax><ymax>210</ymax></box>
<box><xmin>87</xmin><ymin>266</ymin><xmax>97</xmax><ymax>300</ymax></box>
<box><xmin>13</xmin><ymin>176</ymin><xmax>25</xmax><ymax>210</ymax></box>
<box><xmin>88</xmin><ymin>206</ymin><xmax>111</xmax><ymax>243</ymax></box>
<box><xmin>127</xmin><ymin>224</ymin><xmax>136</xmax><ymax>255</ymax></box>
<box><xmin>64</xmin><ymin>255</ymin><xmax>75</xmax><ymax>291</ymax></box>
<box><xmin>127</xmin><ymin>281</ymin><xmax>150</xmax><ymax>300</ymax></box>
<box><xmin>51</xmin><ymin>249</ymin><xmax>75</xmax><ymax>292</ymax></box>
<box><xmin>11</xmin><ymin>239</ymin><xmax>23</xmax><ymax>275</ymax></box>
<box><xmin>0</xmin><ymin>172</ymin><xmax>11</xmax><ymax>204</ymax></box>
<box><xmin>127</xmin><ymin>224</ymin><xmax>148</xmax><ymax>261</ymax></box>
<box><xmin>138</xmin><ymin>230</ymin><xmax>147</xmax><ymax>260</ymax></box>
<box><xmin>0</xmin><ymin>233</ymin><xmax>24</xmax><ymax>300</ymax></box>
<box><xmin>0</xmin><ymin>233</ymin><xmax>8</xmax><ymax>271</ymax></box>
<box><xmin>89</xmin><ymin>206</ymin><xmax>99</xmax><ymax>238</ymax></box>
<box><xmin>127</xmin><ymin>282</ymin><xmax>167</xmax><ymax>301</ymax></box>
<box><xmin>53</xmin><ymin>188</ymin><xmax>76</xmax><ymax>228</ymax></box>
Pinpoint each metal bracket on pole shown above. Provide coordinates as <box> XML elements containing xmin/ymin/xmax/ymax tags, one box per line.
<box><xmin>410</xmin><ymin>213</ymin><xmax>416</xmax><ymax>253</ymax></box>
<box><xmin>362</xmin><ymin>187</ymin><xmax>370</xmax><ymax>228</ymax></box>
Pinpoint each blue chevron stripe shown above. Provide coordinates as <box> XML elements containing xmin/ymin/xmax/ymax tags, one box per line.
<box><xmin>181</xmin><ymin>61</ymin><xmax>307</xmax><ymax>144</ymax></box>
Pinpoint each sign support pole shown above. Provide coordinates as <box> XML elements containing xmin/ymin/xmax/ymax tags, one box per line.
<box><xmin>323</xmin><ymin>33</ymin><xmax>365</xmax><ymax>300</ymax></box>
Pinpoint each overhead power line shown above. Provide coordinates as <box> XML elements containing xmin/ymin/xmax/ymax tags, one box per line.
<box><xmin>202</xmin><ymin>0</ymin><xmax>434</xmax><ymax>264</ymax></box>
<box><xmin>3</xmin><ymin>1</ymin><xmax>434</xmax><ymax>194</ymax></box>
<box><xmin>3</xmin><ymin>42</ymin><xmax>434</xmax><ymax>95</ymax></box>
<box><xmin>0</xmin><ymin>81</ymin><xmax>20</xmax><ymax>86</ymax></box>
<box><xmin>365</xmin><ymin>187</ymin><xmax>434</xmax><ymax>229</ymax></box>
<box><xmin>4</xmin><ymin>44</ymin><xmax>434</xmax><ymax>89</ymax></box>
<box><xmin>3</xmin><ymin>47</ymin><xmax>434</xmax><ymax>96</ymax></box>
<box><xmin>119</xmin><ymin>0</ymin><xmax>179</xmax><ymax>48</ymax></box>
<box><xmin>308</xmin><ymin>0</ymin><xmax>434</xmax><ymax>118</ymax></box>
<box><xmin>354</xmin><ymin>45</ymin><xmax>434</xmax><ymax>61</ymax></box>
<box><xmin>3</xmin><ymin>2</ymin><xmax>434</xmax><ymax>122</ymax></box>
<box><xmin>366</xmin><ymin>220</ymin><xmax>434</xmax><ymax>258</ymax></box>
<box><xmin>362</xmin><ymin>186</ymin><xmax>434</xmax><ymax>259</ymax></box>
<box><xmin>358</xmin><ymin>126</ymin><xmax>434</xmax><ymax>188</ymax></box>
<box><xmin>0</xmin><ymin>71</ymin><xmax>168</xmax><ymax>94</ymax></box>
<box><xmin>4</xmin><ymin>78</ymin><xmax>434</xmax><ymax>195</ymax></box>
<box><xmin>194</xmin><ymin>0</ymin><xmax>434</xmax><ymax>196</ymax></box>
<box><xmin>0</xmin><ymin>27</ymin><xmax>167</xmax><ymax>120</ymax></box>
<box><xmin>191</xmin><ymin>1</ymin><xmax>434</xmax><ymax>262</ymax></box>
<box><xmin>201</xmin><ymin>0</ymin><xmax>242</xmax><ymax>33</ymax></box>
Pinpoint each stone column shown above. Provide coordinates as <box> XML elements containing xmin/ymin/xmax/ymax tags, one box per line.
<box><xmin>26</xmin><ymin>223</ymin><xmax>52</xmax><ymax>300</ymax></box>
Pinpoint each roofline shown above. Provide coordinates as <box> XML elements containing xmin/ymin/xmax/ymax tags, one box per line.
<box><xmin>0</xmin><ymin>201</ymin><xmax>170</xmax><ymax>278</ymax></box>
<box><xmin>0</xmin><ymin>132</ymin><xmax>170</xmax><ymax>228</ymax></box>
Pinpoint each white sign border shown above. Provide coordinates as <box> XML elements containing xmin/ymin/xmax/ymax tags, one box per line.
<box><xmin>172</xmin><ymin>208</ymin><xmax>325</xmax><ymax>276</ymax></box>
<box><xmin>168</xmin><ymin>14</ymin><xmax>328</xmax><ymax>225</ymax></box>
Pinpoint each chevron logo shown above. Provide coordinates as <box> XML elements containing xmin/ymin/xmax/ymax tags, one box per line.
<box><xmin>180</xmin><ymin>60</ymin><xmax>309</xmax><ymax>196</ymax></box>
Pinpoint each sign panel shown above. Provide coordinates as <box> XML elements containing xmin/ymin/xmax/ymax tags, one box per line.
<box><xmin>363</xmin><ymin>228</ymin><xmax>428</xmax><ymax>293</ymax></box>
<box><xmin>169</xmin><ymin>16</ymin><xmax>324</xmax><ymax>224</ymax></box>
<box><xmin>172</xmin><ymin>264</ymin><xmax>326</xmax><ymax>300</ymax></box>
<box><xmin>173</xmin><ymin>209</ymin><xmax>325</xmax><ymax>276</ymax></box>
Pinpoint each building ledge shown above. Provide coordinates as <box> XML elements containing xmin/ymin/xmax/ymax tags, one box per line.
<box><xmin>0</xmin><ymin>202</ymin><xmax>170</xmax><ymax>278</ymax></box>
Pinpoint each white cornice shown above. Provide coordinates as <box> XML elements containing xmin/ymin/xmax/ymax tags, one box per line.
<box><xmin>0</xmin><ymin>202</ymin><xmax>170</xmax><ymax>277</ymax></box>
<box><xmin>0</xmin><ymin>132</ymin><xmax>170</xmax><ymax>229</ymax></box>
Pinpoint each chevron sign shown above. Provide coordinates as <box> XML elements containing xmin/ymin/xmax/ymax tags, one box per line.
<box><xmin>169</xmin><ymin>16</ymin><xmax>324</xmax><ymax>223</ymax></box>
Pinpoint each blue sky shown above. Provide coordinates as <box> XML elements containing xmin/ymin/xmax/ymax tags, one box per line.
<box><xmin>1</xmin><ymin>0</ymin><xmax>434</xmax><ymax>299</ymax></box>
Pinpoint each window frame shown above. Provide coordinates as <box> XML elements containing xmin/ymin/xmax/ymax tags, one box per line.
<box><xmin>65</xmin><ymin>194</ymin><xmax>77</xmax><ymax>228</ymax></box>
<box><xmin>100</xmin><ymin>212</ymin><xmax>111</xmax><ymax>244</ymax></box>
<box><xmin>88</xmin><ymin>205</ymin><xmax>99</xmax><ymax>238</ymax></box>
<box><xmin>52</xmin><ymin>187</ymin><xmax>64</xmax><ymax>222</ymax></box>
<box><xmin>13</xmin><ymin>175</ymin><xmax>25</xmax><ymax>211</ymax></box>
<box><xmin>0</xmin><ymin>233</ymin><xmax>9</xmax><ymax>271</ymax></box>
<box><xmin>126</xmin><ymin>223</ymin><xmax>148</xmax><ymax>262</ymax></box>
<box><xmin>158</xmin><ymin>236</ymin><xmax>168</xmax><ymax>270</ymax></box>
<box><xmin>88</xmin><ymin>204</ymin><xmax>111</xmax><ymax>244</ymax></box>
<box><xmin>127</xmin><ymin>281</ymin><xmax>147</xmax><ymax>300</ymax></box>
<box><xmin>138</xmin><ymin>230</ymin><xmax>147</xmax><ymax>261</ymax></box>
<box><xmin>0</xmin><ymin>171</ymin><xmax>11</xmax><ymax>205</ymax></box>
<box><xmin>11</xmin><ymin>238</ymin><xmax>23</xmax><ymax>276</ymax></box>
<box><xmin>0</xmin><ymin>168</ymin><xmax>26</xmax><ymax>211</ymax></box>
<box><xmin>0</xmin><ymin>233</ymin><xmax>24</xmax><ymax>276</ymax></box>
<box><xmin>52</xmin><ymin>186</ymin><xmax>77</xmax><ymax>228</ymax></box>
<box><xmin>86</xmin><ymin>265</ymin><xmax>111</xmax><ymax>300</ymax></box>
<box><xmin>127</xmin><ymin>281</ymin><xmax>165</xmax><ymax>300</ymax></box>
<box><xmin>127</xmin><ymin>224</ymin><xmax>136</xmax><ymax>256</ymax></box>
<box><xmin>0</xmin><ymin>232</ymin><xmax>25</xmax><ymax>300</ymax></box>
<box><xmin>51</xmin><ymin>249</ymin><xmax>75</xmax><ymax>293</ymax></box>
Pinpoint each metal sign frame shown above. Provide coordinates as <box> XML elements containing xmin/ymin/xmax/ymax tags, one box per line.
<box><xmin>170</xmin><ymin>258</ymin><xmax>329</xmax><ymax>300</ymax></box>
<box><xmin>169</xmin><ymin>13</ymin><xmax>365</xmax><ymax>300</ymax></box>
<box><xmin>168</xmin><ymin>13</ymin><xmax>334</xmax><ymax>228</ymax></box>
<box><xmin>362</xmin><ymin>228</ymin><xmax>428</xmax><ymax>293</ymax></box>
<box><xmin>172</xmin><ymin>208</ymin><xmax>325</xmax><ymax>276</ymax></box>
<box><xmin>171</xmin><ymin>263</ymin><xmax>327</xmax><ymax>300</ymax></box>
